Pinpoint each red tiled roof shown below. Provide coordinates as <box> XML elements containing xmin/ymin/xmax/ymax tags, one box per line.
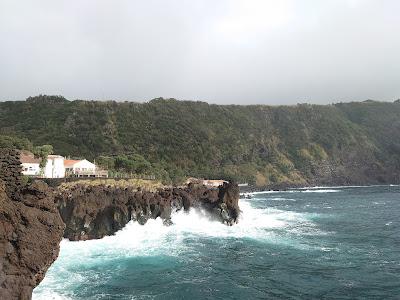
<box><xmin>20</xmin><ymin>151</ymin><xmax>41</xmax><ymax>164</ymax></box>
<box><xmin>64</xmin><ymin>159</ymin><xmax>81</xmax><ymax>167</ymax></box>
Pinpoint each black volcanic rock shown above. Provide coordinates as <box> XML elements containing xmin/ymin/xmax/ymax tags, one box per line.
<box><xmin>0</xmin><ymin>149</ymin><xmax>23</xmax><ymax>201</ymax></box>
<box><xmin>0</xmin><ymin>149</ymin><xmax>65</xmax><ymax>300</ymax></box>
<box><xmin>56</xmin><ymin>182</ymin><xmax>240</xmax><ymax>241</ymax></box>
<box><xmin>0</xmin><ymin>149</ymin><xmax>241</xmax><ymax>299</ymax></box>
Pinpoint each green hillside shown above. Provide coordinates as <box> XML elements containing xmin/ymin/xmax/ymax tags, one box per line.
<box><xmin>1</xmin><ymin>95</ymin><xmax>400</xmax><ymax>186</ymax></box>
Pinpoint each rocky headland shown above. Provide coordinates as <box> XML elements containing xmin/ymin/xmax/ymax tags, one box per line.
<box><xmin>56</xmin><ymin>180</ymin><xmax>240</xmax><ymax>241</ymax></box>
<box><xmin>0</xmin><ymin>149</ymin><xmax>240</xmax><ymax>299</ymax></box>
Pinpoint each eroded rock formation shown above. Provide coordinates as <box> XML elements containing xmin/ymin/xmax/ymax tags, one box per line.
<box><xmin>0</xmin><ymin>149</ymin><xmax>65</xmax><ymax>300</ymax></box>
<box><xmin>56</xmin><ymin>181</ymin><xmax>240</xmax><ymax>241</ymax></box>
<box><xmin>0</xmin><ymin>148</ymin><xmax>240</xmax><ymax>299</ymax></box>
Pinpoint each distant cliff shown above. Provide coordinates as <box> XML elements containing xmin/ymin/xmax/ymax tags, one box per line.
<box><xmin>1</xmin><ymin>96</ymin><xmax>400</xmax><ymax>186</ymax></box>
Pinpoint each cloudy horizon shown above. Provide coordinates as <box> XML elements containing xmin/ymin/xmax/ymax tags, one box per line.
<box><xmin>1</xmin><ymin>0</ymin><xmax>399</xmax><ymax>104</ymax></box>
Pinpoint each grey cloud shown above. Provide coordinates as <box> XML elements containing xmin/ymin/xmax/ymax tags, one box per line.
<box><xmin>0</xmin><ymin>0</ymin><xmax>399</xmax><ymax>104</ymax></box>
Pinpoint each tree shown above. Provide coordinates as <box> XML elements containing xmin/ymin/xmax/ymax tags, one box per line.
<box><xmin>114</xmin><ymin>154</ymin><xmax>152</xmax><ymax>174</ymax></box>
<box><xmin>33</xmin><ymin>145</ymin><xmax>53</xmax><ymax>175</ymax></box>
<box><xmin>0</xmin><ymin>135</ymin><xmax>33</xmax><ymax>150</ymax></box>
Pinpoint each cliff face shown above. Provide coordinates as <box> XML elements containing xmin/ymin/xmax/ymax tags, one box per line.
<box><xmin>0</xmin><ymin>149</ymin><xmax>65</xmax><ymax>300</ymax></box>
<box><xmin>56</xmin><ymin>182</ymin><xmax>240</xmax><ymax>241</ymax></box>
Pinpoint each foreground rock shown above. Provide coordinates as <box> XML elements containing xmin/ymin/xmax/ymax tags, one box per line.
<box><xmin>56</xmin><ymin>181</ymin><xmax>240</xmax><ymax>241</ymax></box>
<box><xmin>0</xmin><ymin>149</ymin><xmax>65</xmax><ymax>300</ymax></box>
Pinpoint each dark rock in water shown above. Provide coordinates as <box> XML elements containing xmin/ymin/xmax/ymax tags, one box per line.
<box><xmin>57</xmin><ymin>181</ymin><xmax>240</xmax><ymax>241</ymax></box>
<box><xmin>162</xmin><ymin>218</ymin><xmax>173</xmax><ymax>226</ymax></box>
<box><xmin>219</xmin><ymin>182</ymin><xmax>240</xmax><ymax>225</ymax></box>
<box><xmin>0</xmin><ymin>149</ymin><xmax>65</xmax><ymax>300</ymax></box>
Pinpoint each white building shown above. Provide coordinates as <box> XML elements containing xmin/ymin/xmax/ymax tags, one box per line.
<box><xmin>20</xmin><ymin>151</ymin><xmax>41</xmax><ymax>176</ymax></box>
<box><xmin>20</xmin><ymin>152</ymin><xmax>107</xmax><ymax>178</ymax></box>
<box><xmin>185</xmin><ymin>177</ymin><xmax>227</xmax><ymax>187</ymax></box>
<box><xmin>44</xmin><ymin>155</ymin><xmax>66</xmax><ymax>178</ymax></box>
<box><xmin>20</xmin><ymin>152</ymin><xmax>66</xmax><ymax>178</ymax></box>
<box><xmin>64</xmin><ymin>159</ymin><xmax>107</xmax><ymax>177</ymax></box>
<box><xmin>202</xmin><ymin>179</ymin><xmax>227</xmax><ymax>187</ymax></box>
<box><xmin>64</xmin><ymin>159</ymin><xmax>95</xmax><ymax>174</ymax></box>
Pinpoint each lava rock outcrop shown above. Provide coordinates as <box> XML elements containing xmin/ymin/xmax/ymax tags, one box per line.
<box><xmin>0</xmin><ymin>149</ymin><xmax>65</xmax><ymax>300</ymax></box>
<box><xmin>0</xmin><ymin>148</ymin><xmax>240</xmax><ymax>300</ymax></box>
<box><xmin>56</xmin><ymin>181</ymin><xmax>240</xmax><ymax>241</ymax></box>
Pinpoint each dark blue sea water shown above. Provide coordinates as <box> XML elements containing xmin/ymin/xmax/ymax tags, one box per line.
<box><xmin>33</xmin><ymin>186</ymin><xmax>400</xmax><ymax>300</ymax></box>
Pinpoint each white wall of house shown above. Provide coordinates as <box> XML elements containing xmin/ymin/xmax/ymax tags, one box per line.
<box><xmin>21</xmin><ymin>156</ymin><xmax>99</xmax><ymax>178</ymax></box>
<box><xmin>44</xmin><ymin>156</ymin><xmax>66</xmax><ymax>178</ymax></box>
<box><xmin>203</xmin><ymin>180</ymin><xmax>227</xmax><ymax>187</ymax></box>
<box><xmin>71</xmin><ymin>159</ymin><xmax>96</xmax><ymax>173</ymax></box>
<box><xmin>21</xmin><ymin>163</ymin><xmax>40</xmax><ymax>176</ymax></box>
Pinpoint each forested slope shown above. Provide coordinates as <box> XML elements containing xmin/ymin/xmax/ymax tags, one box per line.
<box><xmin>1</xmin><ymin>95</ymin><xmax>400</xmax><ymax>186</ymax></box>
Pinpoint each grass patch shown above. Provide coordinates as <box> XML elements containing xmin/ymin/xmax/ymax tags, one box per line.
<box><xmin>59</xmin><ymin>178</ymin><xmax>165</xmax><ymax>192</ymax></box>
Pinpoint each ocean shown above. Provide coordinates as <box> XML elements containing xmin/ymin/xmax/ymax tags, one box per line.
<box><xmin>33</xmin><ymin>185</ymin><xmax>400</xmax><ymax>299</ymax></box>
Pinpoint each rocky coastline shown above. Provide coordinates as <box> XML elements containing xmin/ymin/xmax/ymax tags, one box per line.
<box><xmin>56</xmin><ymin>181</ymin><xmax>240</xmax><ymax>241</ymax></box>
<box><xmin>0</xmin><ymin>149</ymin><xmax>240</xmax><ymax>299</ymax></box>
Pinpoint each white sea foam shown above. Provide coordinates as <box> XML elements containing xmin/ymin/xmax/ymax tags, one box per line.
<box><xmin>243</xmin><ymin>189</ymin><xmax>340</xmax><ymax>197</ymax></box>
<box><xmin>300</xmin><ymin>189</ymin><xmax>340</xmax><ymax>193</ymax></box>
<box><xmin>39</xmin><ymin>199</ymin><xmax>321</xmax><ymax>258</ymax></box>
<box><xmin>38</xmin><ymin>204</ymin><xmax>310</xmax><ymax>259</ymax></box>
<box><xmin>296</xmin><ymin>184</ymin><xmax>399</xmax><ymax>189</ymax></box>
<box><xmin>33</xmin><ymin>198</ymin><xmax>323</xmax><ymax>299</ymax></box>
<box><xmin>243</xmin><ymin>184</ymin><xmax>399</xmax><ymax>197</ymax></box>
<box><xmin>32</xmin><ymin>291</ymin><xmax>72</xmax><ymax>300</ymax></box>
<box><xmin>266</xmin><ymin>197</ymin><xmax>296</xmax><ymax>201</ymax></box>
<box><xmin>240</xmin><ymin>190</ymin><xmax>280</xmax><ymax>196</ymax></box>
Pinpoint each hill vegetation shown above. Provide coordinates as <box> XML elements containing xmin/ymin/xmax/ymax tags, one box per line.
<box><xmin>1</xmin><ymin>95</ymin><xmax>400</xmax><ymax>186</ymax></box>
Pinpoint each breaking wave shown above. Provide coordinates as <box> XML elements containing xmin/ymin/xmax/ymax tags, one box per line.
<box><xmin>32</xmin><ymin>185</ymin><xmax>400</xmax><ymax>299</ymax></box>
<box><xmin>300</xmin><ymin>189</ymin><xmax>340</xmax><ymax>193</ymax></box>
<box><xmin>242</xmin><ymin>189</ymin><xmax>340</xmax><ymax>198</ymax></box>
<box><xmin>33</xmin><ymin>197</ymin><xmax>323</xmax><ymax>299</ymax></box>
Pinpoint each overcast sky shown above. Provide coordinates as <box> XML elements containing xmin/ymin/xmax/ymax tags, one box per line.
<box><xmin>0</xmin><ymin>0</ymin><xmax>399</xmax><ymax>104</ymax></box>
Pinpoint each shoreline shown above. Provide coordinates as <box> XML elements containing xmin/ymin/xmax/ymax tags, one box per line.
<box><xmin>239</xmin><ymin>183</ymin><xmax>400</xmax><ymax>194</ymax></box>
